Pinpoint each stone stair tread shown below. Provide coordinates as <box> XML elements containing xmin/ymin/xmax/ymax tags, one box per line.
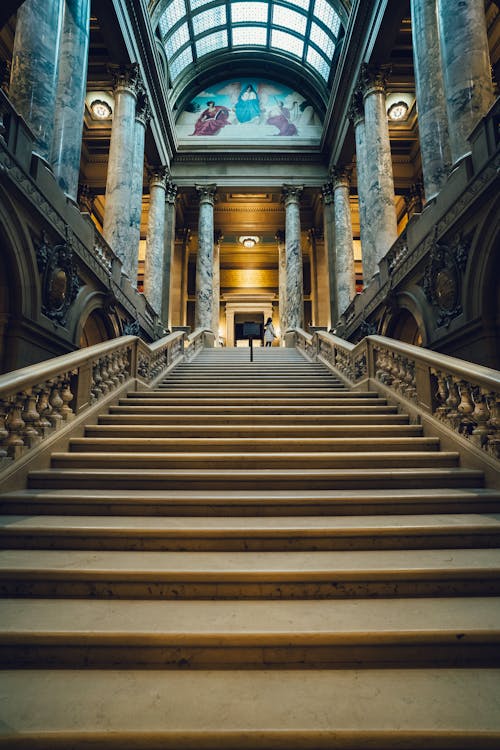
<box><xmin>1</xmin><ymin>668</ymin><xmax>500</xmax><ymax>748</ymax></box>
<box><xmin>108</xmin><ymin>405</ymin><xmax>397</xmax><ymax>413</ymax></box>
<box><xmin>119</xmin><ymin>397</ymin><xmax>382</xmax><ymax>405</ymax></box>
<box><xmin>1</xmin><ymin>597</ymin><xmax>499</xmax><ymax>641</ymax></box>
<box><xmin>98</xmin><ymin>413</ymin><xmax>412</xmax><ymax>424</ymax></box>
<box><xmin>84</xmin><ymin>424</ymin><xmax>424</xmax><ymax>437</ymax></box>
<box><xmin>2</xmin><ymin>547</ymin><xmax>500</xmax><ymax>577</ymax></box>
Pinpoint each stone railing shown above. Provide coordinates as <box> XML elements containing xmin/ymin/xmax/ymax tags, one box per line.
<box><xmin>92</xmin><ymin>227</ymin><xmax>115</xmax><ymax>275</ymax></box>
<box><xmin>0</xmin><ymin>331</ymin><xmax>187</xmax><ymax>470</ymax></box>
<box><xmin>184</xmin><ymin>328</ymin><xmax>215</xmax><ymax>361</ymax></box>
<box><xmin>294</xmin><ymin>328</ymin><xmax>500</xmax><ymax>462</ymax></box>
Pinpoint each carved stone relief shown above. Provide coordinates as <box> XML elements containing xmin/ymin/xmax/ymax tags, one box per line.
<box><xmin>35</xmin><ymin>232</ymin><xmax>80</xmax><ymax>325</ymax></box>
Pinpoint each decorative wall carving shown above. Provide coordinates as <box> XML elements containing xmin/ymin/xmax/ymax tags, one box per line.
<box><xmin>35</xmin><ymin>233</ymin><xmax>80</xmax><ymax>325</ymax></box>
<box><xmin>423</xmin><ymin>231</ymin><xmax>471</xmax><ymax>327</ymax></box>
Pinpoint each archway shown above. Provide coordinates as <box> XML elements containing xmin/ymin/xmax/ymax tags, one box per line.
<box><xmin>388</xmin><ymin>308</ymin><xmax>423</xmax><ymax>346</ymax></box>
<box><xmin>79</xmin><ymin>308</ymin><xmax>114</xmax><ymax>348</ymax></box>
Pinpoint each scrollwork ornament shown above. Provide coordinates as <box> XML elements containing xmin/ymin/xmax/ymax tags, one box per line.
<box><xmin>38</xmin><ymin>236</ymin><xmax>81</xmax><ymax>326</ymax></box>
<box><xmin>423</xmin><ymin>229</ymin><xmax>469</xmax><ymax>328</ymax></box>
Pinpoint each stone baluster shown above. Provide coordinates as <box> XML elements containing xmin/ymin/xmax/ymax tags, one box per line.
<box><xmin>143</xmin><ymin>165</ymin><xmax>168</xmax><ymax>313</ymax></box>
<box><xmin>162</xmin><ymin>180</ymin><xmax>178</xmax><ymax>325</ymax></box>
<box><xmin>5</xmin><ymin>396</ymin><xmax>26</xmax><ymax>459</ymax></box>
<box><xmin>359</xmin><ymin>64</ymin><xmax>398</xmax><ymax>279</ymax></box>
<box><xmin>60</xmin><ymin>376</ymin><xmax>75</xmax><ymax>421</ymax></box>
<box><xmin>282</xmin><ymin>185</ymin><xmax>304</xmax><ymax>332</ymax></box>
<box><xmin>437</xmin><ymin>0</ymin><xmax>495</xmax><ymax>164</ymax></box>
<box><xmin>410</xmin><ymin>0</ymin><xmax>452</xmax><ymax>200</ymax></box>
<box><xmin>99</xmin><ymin>358</ymin><xmax>110</xmax><ymax>395</ymax></box>
<box><xmin>486</xmin><ymin>393</ymin><xmax>500</xmax><ymax>459</ymax></box>
<box><xmin>212</xmin><ymin>231</ymin><xmax>223</xmax><ymax>344</ymax></box>
<box><xmin>49</xmin><ymin>379</ymin><xmax>64</xmax><ymax>429</ymax></box>
<box><xmin>102</xmin><ymin>63</ymin><xmax>142</xmax><ymax>273</ymax></box>
<box><xmin>195</xmin><ymin>184</ymin><xmax>217</xmax><ymax>331</ymax></box>
<box><xmin>332</xmin><ymin>167</ymin><xmax>356</xmax><ymax>319</ymax></box>
<box><xmin>457</xmin><ymin>380</ymin><xmax>475</xmax><ymax>433</ymax></box>
<box><xmin>128</xmin><ymin>92</ymin><xmax>151</xmax><ymax>286</ymax></box>
<box><xmin>0</xmin><ymin>400</ymin><xmax>8</xmax><ymax>461</ymax></box>
<box><xmin>22</xmin><ymin>389</ymin><xmax>41</xmax><ymax>448</ymax></box>
<box><xmin>471</xmin><ymin>389</ymin><xmax>490</xmax><ymax>448</ymax></box>
<box><xmin>321</xmin><ymin>182</ymin><xmax>336</xmax><ymax>329</ymax></box>
<box><xmin>445</xmin><ymin>376</ymin><xmax>461</xmax><ymax>429</ymax></box>
<box><xmin>51</xmin><ymin>0</ymin><xmax>91</xmax><ymax>200</ymax></box>
<box><xmin>36</xmin><ymin>384</ymin><xmax>53</xmax><ymax>436</ymax></box>
<box><xmin>276</xmin><ymin>230</ymin><xmax>288</xmax><ymax>336</ymax></box>
<box><xmin>9</xmin><ymin>0</ymin><xmax>64</xmax><ymax>162</ymax></box>
<box><xmin>348</xmin><ymin>87</ymin><xmax>371</xmax><ymax>287</ymax></box>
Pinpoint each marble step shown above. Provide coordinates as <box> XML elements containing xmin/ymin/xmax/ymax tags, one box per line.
<box><xmin>1</xmin><ymin>597</ymin><xmax>500</xmax><ymax>668</ymax></box>
<box><xmin>135</xmin><ymin>389</ymin><xmax>376</xmax><ymax>398</ymax></box>
<box><xmin>71</xmin><ymin>436</ymin><xmax>439</xmax><ymax>454</ymax></box>
<box><xmin>27</xmin><ymin>467</ymin><xmax>484</xmax><ymax>491</ymax></box>
<box><xmin>3</xmin><ymin>487</ymin><xmax>499</xmax><ymax>517</ymax></box>
<box><xmin>84</xmin><ymin>423</ymin><xmax>425</xmax><ymax>439</ymax></box>
<box><xmin>107</xmin><ymin>404</ymin><xmax>399</xmax><ymax>415</ymax></box>
<box><xmin>98</xmin><ymin>412</ymin><xmax>412</xmax><ymax>425</ymax></box>
<box><xmin>1</xmin><ymin>513</ymin><xmax>499</xmax><ymax>551</ymax></box>
<box><xmin>1</xmin><ymin>548</ymin><xmax>500</xmax><ymax>598</ymax></box>
<box><xmin>119</xmin><ymin>396</ymin><xmax>383</xmax><ymax>407</ymax></box>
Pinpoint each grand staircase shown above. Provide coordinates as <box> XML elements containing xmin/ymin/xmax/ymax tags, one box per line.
<box><xmin>1</xmin><ymin>346</ymin><xmax>500</xmax><ymax>748</ymax></box>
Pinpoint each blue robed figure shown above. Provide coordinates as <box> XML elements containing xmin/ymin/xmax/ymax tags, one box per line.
<box><xmin>235</xmin><ymin>84</ymin><xmax>260</xmax><ymax>123</ymax></box>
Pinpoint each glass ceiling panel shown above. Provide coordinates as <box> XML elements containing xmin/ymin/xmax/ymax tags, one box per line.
<box><xmin>159</xmin><ymin>0</ymin><xmax>342</xmax><ymax>83</ymax></box>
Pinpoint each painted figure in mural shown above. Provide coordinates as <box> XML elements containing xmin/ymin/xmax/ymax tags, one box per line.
<box><xmin>266</xmin><ymin>101</ymin><xmax>298</xmax><ymax>136</ymax></box>
<box><xmin>235</xmin><ymin>84</ymin><xmax>261</xmax><ymax>123</ymax></box>
<box><xmin>191</xmin><ymin>101</ymin><xmax>230</xmax><ymax>135</ymax></box>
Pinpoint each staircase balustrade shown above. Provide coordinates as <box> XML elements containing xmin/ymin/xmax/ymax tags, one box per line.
<box><xmin>0</xmin><ymin>330</ymin><xmax>187</xmax><ymax>470</ymax></box>
<box><xmin>295</xmin><ymin>328</ymin><xmax>500</xmax><ymax>462</ymax></box>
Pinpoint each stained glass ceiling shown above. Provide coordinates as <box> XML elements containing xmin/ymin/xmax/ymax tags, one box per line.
<box><xmin>157</xmin><ymin>0</ymin><xmax>342</xmax><ymax>85</ymax></box>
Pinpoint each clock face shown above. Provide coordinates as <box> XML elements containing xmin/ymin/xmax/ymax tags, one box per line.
<box><xmin>435</xmin><ymin>268</ymin><xmax>457</xmax><ymax>310</ymax></box>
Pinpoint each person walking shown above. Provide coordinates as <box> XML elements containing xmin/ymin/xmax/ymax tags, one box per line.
<box><xmin>263</xmin><ymin>317</ymin><xmax>277</xmax><ymax>347</ymax></box>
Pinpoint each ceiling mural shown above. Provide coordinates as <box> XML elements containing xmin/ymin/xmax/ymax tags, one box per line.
<box><xmin>176</xmin><ymin>78</ymin><xmax>323</xmax><ymax>142</ymax></box>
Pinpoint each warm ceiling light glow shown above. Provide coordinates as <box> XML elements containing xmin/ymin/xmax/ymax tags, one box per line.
<box><xmin>239</xmin><ymin>235</ymin><xmax>260</xmax><ymax>248</ymax></box>
<box><xmin>387</xmin><ymin>100</ymin><xmax>409</xmax><ymax>121</ymax></box>
<box><xmin>90</xmin><ymin>99</ymin><xmax>112</xmax><ymax>119</ymax></box>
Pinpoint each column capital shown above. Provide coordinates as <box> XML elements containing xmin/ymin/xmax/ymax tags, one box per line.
<box><xmin>275</xmin><ymin>230</ymin><xmax>285</xmax><ymax>245</ymax></box>
<box><xmin>136</xmin><ymin>90</ymin><xmax>152</xmax><ymax>126</ymax></box>
<box><xmin>147</xmin><ymin>164</ymin><xmax>169</xmax><ymax>189</ymax></box>
<box><xmin>321</xmin><ymin>181</ymin><xmax>335</xmax><ymax>205</ymax></box>
<box><xmin>331</xmin><ymin>165</ymin><xmax>352</xmax><ymax>189</ymax></box>
<box><xmin>109</xmin><ymin>62</ymin><xmax>143</xmax><ymax>99</ymax></box>
<box><xmin>281</xmin><ymin>184</ymin><xmax>303</xmax><ymax>206</ymax></box>
<box><xmin>165</xmin><ymin>180</ymin><xmax>178</xmax><ymax>204</ymax></box>
<box><xmin>359</xmin><ymin>62</ymin><xmax>391</xmax><ymax>98</ymax></box>
<box><xmin>196</xmin><ymin>184</ymin><xmax>217</xmax><ymax>205</ymax></box>
<box><xmin>348</xmin><ymin>85</ymin><xmax>364</xmax><ymax>125</ymax></box>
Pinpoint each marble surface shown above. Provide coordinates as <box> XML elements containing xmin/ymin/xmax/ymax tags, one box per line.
<box><xmin>9</xmin><ymin>0</ymin><xmax>63</xmax><ymax>161</ymax></box>
<box><xmin>411</xmin><ymin>0</ymin><xmax>451</xmax><ymax>200</ymax></box>
<box><xmin>162</xmin><ymin>183</ymin><xmax>177</xmax><ymax>324</ymax></box>
<box><xmin>276</xmin><ymin>231</ymin><xmax>287</xmax><ymax>334</ymax></box>
<box><xmin>127</xmin><ymin>98</ymin><xmax>149</xmax><ymax>286</ymax></box>
<box><xmin>143</xmin><ymin>168</ymin><xmax>167</xmax><ymax>314</ymax></box>
<box><xmin>212</xmin><ymin>234</ymin><xmax>221</xmax><ymax>341</ymax></box>
<box><xmin>195</xmin><ymin>185</ymin><xmax>216</xmax><ymax>331</ymax></box>
<box><xmin>102</xmin><ymin>64</ymin><xmax>141</xmax><ymax>274</ymax></box>
<box><xmin>51</xmin><ymin>0</ymin><xmax>90</xmax><ymax>200</ymax></box>
<box><xmin>283</xmin><ymin>186</ymin><xmax>304</xmax><ymax>331</ymax></box>
<box><xmin>351</xmin><ymin>99</ymin><xmax>371</xmax><ymax>286</ymax></box>
<box><xmin>438</xmin><ymin>0</ymin><xmax>495</xmax><ymax>163</ymax></box>
<box><xmin>333</xmin><ymin>171</ymin><xmax>356</xmax><ymax>318</ymax></box>
<box><xmin>321</xmin><ymin>183</ymin><xmax>336</xmax><ymax>327</ymax></box>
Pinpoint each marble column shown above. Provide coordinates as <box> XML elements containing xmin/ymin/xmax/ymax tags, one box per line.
<box><xmin>143</xmin><ymin>166</ymin><xmax>168</xmax><ymax>314</ymax></box>
<box><xmin>9</xmin><ymin>0</ymin><xmax>63</xmax><ymax>161</ymax></box>
<box><xmin>410</xmin><ymin>0</ymin><xmax>451</xmax><ymax>199</ymax></box>
<box><xmin>282</xmin><ymin>185</ymin><xmax>304</xmax><ymax>331</ymax></box>
<box><xmin>437</xmin><ymin>0</ymin><xmax>495</xmax><ymax>164</ymax></box>
<box><xmin>162</xmin><ymin>180</ymin><xmax>177</xmax><ymax>325</ymax></box>
<box><xmin>348</xmin><ymin>87</ymin><xmax>371</xmax><ymax>288</ymax></box>
<box><xmin>332</xmin><ymin>167</ymin><xmax>356</xmax><ymax>319</ymax></box>
<box><xmin>128</xmin><ymin>91</ymin><xmax>151</xmax><ymax>287</ymax></box>
<box><xmin>51</xmin><ymin>0</ymin><xmax>90</xmax><ymax>200</ymax></box>
<box><xmin>102</xmin><ymin>63</ymin><xmax>142</xmax><ymax>274</ymax></box>
<box><xmin>360</xmin><ymin>64</ymin><xmax>398</xmax><ymax>278</ymax></box>
<box><xmin>212</xmin><ymin>231</ymin><xmax>222</xmax><ymax>343</ymax></box>
<box><xmin>276</xmin><ymin>230</ymin><xmax>287</xmax><ymax>335</ymax></box>
<box><xmin>321</xmin><ymin>181</ymin><xmax>336</xmax><ymax>328</ymax></box>
<box><xmin>195</xmin><ymin>184</ymin><xmax>216</xmax><ymax>331</ymax></box>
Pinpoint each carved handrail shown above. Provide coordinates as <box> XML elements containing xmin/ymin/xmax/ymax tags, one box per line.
<box><xmin>0</xmin><ymin>331</ymin><xmax>187</xmax><ymax>468</ymax></box>
<box><xmin>293</xmin><ymin>328</ymin><xmax>500</xmax><ymax>462</ymax></box>
<box><xmin>185</xmin><ymin>328</ymin><xmax>215</xmax><ymax>360</ymax></box>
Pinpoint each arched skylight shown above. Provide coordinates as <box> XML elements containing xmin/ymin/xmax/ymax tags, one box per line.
<box><xmin>158</xmin><ymin>0</ymin><xmax>342</xmax><ymax>84</ymax></box>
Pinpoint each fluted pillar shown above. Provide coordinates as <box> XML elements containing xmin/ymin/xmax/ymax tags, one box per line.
<box><xmin>51</xmin><ymin>0</ymin><xmax>90</xmax><ymax>199</ymax></box>
<box><xmin>102</xmin><ymin>63</ymin><xmax>142</xmax><ymax>272</ymax></box>
<box><xmin>9</xmin><ymin>0</ymin><xmax>63</xmax><ymax>161</ymax></box>
<box><xmin>143</xmin><ymin>166</ymin><xmax>168</xmax><ymax>314</ymax></box>
<box><xmin>282</xmin><ymin>185</ymin><xmax>304</xmax><ymax>331</ymax></box>
<box><xmin>360</xmin><ymin>64</ymin><xmax>398</xmax><ymax>278</ymax></box>
<box><xmin>195</xmin><ymin>184</ymin><xmax>217</xmax><ymax>331</ymax></box>
<box><xmin>437</xmin><ymin>0</ymin><xmax>495</xmax><ymax>164</ymax></box>
<box><xmin>321</xmin><ymin>182</ymin><xmax>336</xmax><ymax>328</ymax></box>
<box><xmin>332</xmin><ymin>167</ymin><xmax>356</xmax><ymax>319</ymax></box>
<box><xmin>410</xmin><ymin>0</ymin><xmax>451</xmax><ymax>199</ymax></box>
<box><xmin>348</xmin><ymin>88</ymin><xmax>370</xmax><ymax>288</ymax></box>
<box><xmin>128</xmin><ymin>91</ymin><xmax>151</xmax><ymax>286</ymax></box>
<box><xmin>162</xmin><ymin>180</ymin><xmax>177</xmax><ymax>325</ymax></box>
<box><xmin>212</xmin><ymin>231</ymin><xmax>222</xmax><ymax>344</ymax></box>
<box><xmin>276</xmin><ymin>230</ymin><xmax>287</xmax><ymax>336</ymax></box>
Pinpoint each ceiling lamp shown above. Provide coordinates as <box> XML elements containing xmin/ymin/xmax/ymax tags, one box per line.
<box><xmin>90</xmin><ymin>99</ymin><xmax>112</xmax><ymax>119</ymax></box>
<box><xmin>387</xmin><ymin>100</ymin><xmax>409</xmax><ymax>122</ymax></box>
<box><xmin>239</xmin><ymin>235</ymin><xmax>260</xmax><ymax>249</ymax></box>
